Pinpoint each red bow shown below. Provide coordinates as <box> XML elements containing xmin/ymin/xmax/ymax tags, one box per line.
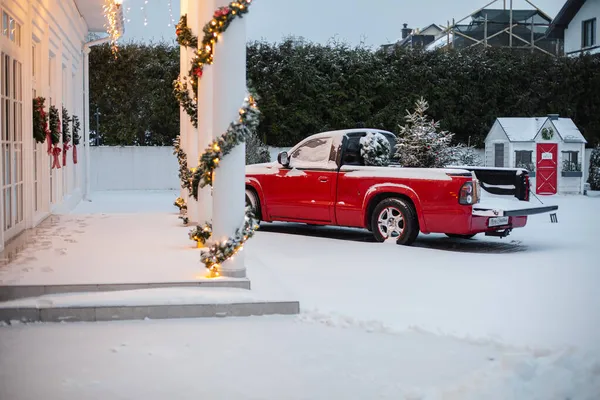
<box><xmin>193</xmin><ymin>67</ymin><xmax>203</xmax><ymax>78</ymax></box>
<box><xmin>51</xmin><ymin>146</ymin><xmax>62</xmax><ymax>169</ymax></box>
<box><xmin>73</xmin><ymin>145</ymin><xmax>78</xmax><ymax>164</ymax></box>
<box><xmin>62</xmin><ymin>142</ymin><xmax>71</xmax><ymax>166</ymax></box>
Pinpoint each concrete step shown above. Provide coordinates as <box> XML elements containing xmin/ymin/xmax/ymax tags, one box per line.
<box><xmin>0</xmin><ymin>278</ymin><xmax>251</xmax><ymax>302</ymax></box>
<box><xmin>0</xmin><ymin>287</ymin><xmax>299</xmax><ymax>323</ymax></box>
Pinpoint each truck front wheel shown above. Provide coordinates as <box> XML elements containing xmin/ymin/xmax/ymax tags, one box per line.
<box><xmin>371</xmin><ymin>198</ymin><xmax>419</xmax><ymax>245</ymax></box>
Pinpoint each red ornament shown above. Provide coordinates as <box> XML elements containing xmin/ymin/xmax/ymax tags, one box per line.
<box><xmin>214</xmin><ymin>6</ymin><xmax>230</xmax><ymax>17</ymax></box>
<box><xmin>176</xmin><ymin>29</ymin><xmax>182</xmax><ymax>36</ymax></box>
<box><xmin>194</xmin><ymin>67</ymin><xmax>203</xmax><ymax>78</ymax></box>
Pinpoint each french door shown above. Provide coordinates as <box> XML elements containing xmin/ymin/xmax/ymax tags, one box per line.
<box><xmin>1</xmin><ymin>52</ymin><xmax>25</xmax><ymax>240</ymax></box>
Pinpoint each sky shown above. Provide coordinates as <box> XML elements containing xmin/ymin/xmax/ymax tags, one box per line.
<box><xmin>118</xmin><ymin>0</ymin><xmax>567</xmax><ymax>48</ymax></box>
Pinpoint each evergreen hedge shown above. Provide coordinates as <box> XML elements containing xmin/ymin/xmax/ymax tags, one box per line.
<box><xmin>89</xmin><ymin>39</ymin><xmax>600</xmax><ymax>148</ymax></box>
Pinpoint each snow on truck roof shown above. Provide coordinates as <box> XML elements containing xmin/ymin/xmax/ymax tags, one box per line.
<box><xmin>494</xmin><ymin>117</ymin><xmax>587</xmax><ymax>143</ymax></box>
<box><xmin>309</xmin><ymin>128</ymin><xmax>394</xmax><ymax>139</ymax></box>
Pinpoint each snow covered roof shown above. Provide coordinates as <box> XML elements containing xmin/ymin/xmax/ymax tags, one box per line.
<box><xmin>493</xmin><ymin>117</ymin><xmax>587</xmax><ymax>143</ymax></box>
<box><xmin>425</xmin><ymin>34</ymin><xmax>452</xmax><ymax>51</ymax></box>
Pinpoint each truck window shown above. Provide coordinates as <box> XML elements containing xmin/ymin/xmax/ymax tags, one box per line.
<box><xmin>289</xmin><ymin>137</ymin><xmax>334</xmax><ymax>169</ymax></box>
<box><xmin>343</xmin><ymin>136</ymin><xmax>363</xmax><ymax>166</ymax></box>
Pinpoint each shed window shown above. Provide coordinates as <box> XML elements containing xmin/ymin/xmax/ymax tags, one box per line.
<box><xmin>515</xmin><ymin>150</ymin><xmax>534</xmax><ymax>171</ymax></box>
<box><xmin>494</xmin><ymin>143</ymin><xmax>504</xmax><ymax>167</ymax></box>
<box><xmin>562</xmin><ymin>151</ymin><xmax>581</xmax><ymax>172</ymax></box>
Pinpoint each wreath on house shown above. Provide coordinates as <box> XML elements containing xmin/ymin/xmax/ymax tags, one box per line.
<box><xmin>541</xmin><ymin>127</ymin><xmax>554</xmax><ymax>140</ymax></box>
<box><xmin>32</xmin><ymin>97</ymin><xmax>50</xmax><ymax>144</ymax></box>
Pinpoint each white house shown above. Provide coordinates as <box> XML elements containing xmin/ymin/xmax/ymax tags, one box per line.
<box><xmin>548</xmin><ymin>0</ymin><xmax>600</xmax><ymax>56</ymax></box>
<box><xmin>0</xmin><ymin>0</ymin><xmax>123</xmax><ymax>252</ymax></box>
<box><xmin>484</xmin><ymin>115</ymin><xmax>587</xmax><ymax>195</ymax></box>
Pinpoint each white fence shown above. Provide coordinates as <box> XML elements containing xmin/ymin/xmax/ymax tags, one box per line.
<box><xmin>90</xmin><ymin>146</ymin><xmax>594</xmax><ymax>191</ymax></box>
<box><xmin>90</xmin><ymin>146</ymin><xmax>179</xmax><ymax>191</ymax></box>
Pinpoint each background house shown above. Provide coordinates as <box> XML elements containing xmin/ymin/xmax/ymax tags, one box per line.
<box><xmin>0</xmin><ymin>0</ymin><xmax>123</xmax><ymax>252</ymax></box>
<box><xmin>381</xmin><ymin>23</ymin><xmax>444</xmax><ymax>52</ymax></box>
<box><xmin>547</xmin><ymin>0</ymin><xmax>599</xmax><ymax>56</ymax></box>
<box><xmin>484</xmin><ymin>115</ymin><xmax>587</xmax><ymax>195</ymax></box>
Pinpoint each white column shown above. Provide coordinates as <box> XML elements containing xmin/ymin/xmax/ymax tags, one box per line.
<box><xmin>23</xmin><ymin>0</ymin><xmax>35</xmax><ymax>228</ymax></box>
<box><xmin>211</xmin><ymin>0</ymin><xmax>247</xmax><ymax>278</ymax></box>
<box><xmin>185</xmin><ymin>0</ymin><xmax>199</xmax><ymax>225</ymax></box>
<box><xmin>82</xmin><ymin>47</ymin><xmax>91</xmax><ymax>201</ymax></box>
<box><xmin>196</xmin><ymin>0</ymin><xmax>215</xmax><ymax>228</ymax></box>
<box><xmin>179</xmin><ymin>0</ymin><xmax>190</xmax><ymax>205</ymax></box>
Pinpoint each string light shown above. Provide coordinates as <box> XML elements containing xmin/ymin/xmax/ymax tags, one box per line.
<box><xmin>168</xmin><ymin>0</ymin><xmax>175</xmax><ymax>27</ymax></box>
<box><xmin>102</xmin><ymin>0</ymin><xmax>124</xmax><ymax>55</ymax></box>
<box><xmin>141</xmin><ymin>0</ymin><xmax>148</xmax><ymax>26</ymax></box>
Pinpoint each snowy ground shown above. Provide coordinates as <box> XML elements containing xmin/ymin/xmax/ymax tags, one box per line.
<box><xmin>1</xmin><ymin>190</ymin><xmax>599</xmax><ymax>399</ymax></box>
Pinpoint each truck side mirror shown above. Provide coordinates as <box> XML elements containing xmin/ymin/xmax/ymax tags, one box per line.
<box><xmin>277</xmin><ymin>151</ymin><xmax>290</xmax><ymax>167</ymax></box>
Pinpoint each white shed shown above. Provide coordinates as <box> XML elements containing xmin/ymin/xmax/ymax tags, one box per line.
<box><xmin>484</xmin><ymin>114</ymin><xmax>587</xmax><ymax>195</ymax></box>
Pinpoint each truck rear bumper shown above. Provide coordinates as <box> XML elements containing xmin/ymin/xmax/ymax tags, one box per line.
<box><xmin>469</xmin><ymin>215</ymin><xmax>527</xmax><ymax>234</ymax></box>
<box><xmin>465</xmin><ymin>203</ymin><xmax>558</xmax><ymax>235</ymax></box>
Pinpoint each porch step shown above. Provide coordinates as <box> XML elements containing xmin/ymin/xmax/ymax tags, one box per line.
<box><xmin>0</xmin><ymin>287</ymin><xmax>300</xmax><ymax>323</ymax></box>
<box><xmin>0</xmin><ymin>278</ymin><xmax>251</xmax><ymax>302</ymax></box>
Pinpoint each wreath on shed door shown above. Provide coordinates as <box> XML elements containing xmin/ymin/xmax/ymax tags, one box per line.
<box><xmin>541</xmin><ymin>127</ymin><xmax>554</xmax><ymax>140</ymax></box>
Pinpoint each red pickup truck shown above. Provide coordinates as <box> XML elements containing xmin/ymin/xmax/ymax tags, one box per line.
<box><xmin>245</xmin><ymin>129</ymin><xmax>558</xmax><ymax>245</ymax></box>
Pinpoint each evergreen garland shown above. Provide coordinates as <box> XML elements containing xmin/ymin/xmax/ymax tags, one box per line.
<box><xmin>72</xmin><ymin>115</ymin><xmax>81</xmax><ymax>145</ymax></box>
<box><xmin>173</xmin><ymin>1</ymin><xmax>260</xmax><ymax>277</ymax></box>
<box><xmin>175</xmin><ymin>14</ymin><xmax>198</xmax><ymax>48</ymax></box>
<box><xmin>173</xmin><ymin>0</ymin><xmax>253</xmax><ymax>126</ymax></box>
<box><xmin>173</xmin><ymin>135</ymin><xmax>192</xmax><ymax>192</ymax></box>
<box><xmin>189</xmin><ymin>222</ymin><xmax>212</xmax><ymax>245</ymax></box>
<box><xmin>200</xmin><ymin>207</ymin><xmax>259</xmax><ymax>275</ymax></box>
<box><xmin>32</xmin><ymin>97</ymin><xmax>49</xmax><ymax>144</ymax></box>
<box><xmin>190</xmin><ymin>96</ymin><xmax>260</xmax><ymax>198</ymax></box>
<box><xmin>48</xmin><ymin>105</ymin><xmax>61</xmax><ymax>146</ymax></box>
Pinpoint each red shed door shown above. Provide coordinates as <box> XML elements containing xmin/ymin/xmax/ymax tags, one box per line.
<box><xmin>536</xmin><ymin>143</ymin><xmax>558</xmax><ymax>195</ymax></box>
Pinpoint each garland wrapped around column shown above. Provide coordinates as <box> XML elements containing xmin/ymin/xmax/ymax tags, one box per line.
<box><xmin>174</xmin><ymin>0</ymin><xmax>259</xmax><ymax>278</ymax></box>
<box><xmin>48</xmin><ymin>105</ymin><xmax>62</xmax><ymax>169</ymax></box>
<box><xmin>72</xmin><ymin>115</ymin><xmax>81</xmax><ymax>164</ymax></box>
<box><xmin>32</xmin><ymin>97</ymin><xmax>50</xmax><ymax>144</ymax></box>
<box><xmin>61</xmin><ymin>107</ymin><xmax>72</xmax><ymax>167</ymax></box>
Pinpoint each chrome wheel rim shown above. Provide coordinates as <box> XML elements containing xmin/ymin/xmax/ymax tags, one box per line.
<box><xmin>377</xmin><ymin>206</ymin><xmax>405</xmax><ymax>239</ymax></box>
<box><xmin>245</xmin><ymin>189</ymin><xmax>258</xmax><ymax>214</ymax></box>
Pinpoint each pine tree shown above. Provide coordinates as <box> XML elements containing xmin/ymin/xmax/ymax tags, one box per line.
<box><xmin>395</xmin><ymin>98</ymin><xmax>454</xmax><ymax>168</ymax></box>
<box><xmin>589</xmin><ymin>146</ymin><xmax>600</xmax><ymax>191</ymax></box>
<box><xmin>245</xmin><ymin>130</ymin><xmax>271</xmax><ymax>165</ymax></box>
<box><xmin>360</xmin><ymin>132</ymin><xmax>391</xmax><ymax>166</ymax></box>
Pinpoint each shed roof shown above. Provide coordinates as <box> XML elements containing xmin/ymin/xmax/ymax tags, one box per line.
<box><xmin>493</xmin><ymin>117</ymin><xmax>587</xmax><ymax>143</ymax></box>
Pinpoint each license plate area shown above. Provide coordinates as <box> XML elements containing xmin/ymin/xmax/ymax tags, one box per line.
<box><xmin>488</xmin><ymin>216</ymin><xmax>509</xmax><ymax>227</ymax></box>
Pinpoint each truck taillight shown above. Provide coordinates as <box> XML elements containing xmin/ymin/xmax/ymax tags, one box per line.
<box><xmin>459</xmin><ymin>181</ymin><xmax>479</xmax><ymax>205</ymax></box>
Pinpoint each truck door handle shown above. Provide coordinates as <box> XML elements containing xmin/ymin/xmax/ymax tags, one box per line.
<box><xmin>318</xmin><ymin>176</ymin><xmax>328</xmax><ymax>183</ymax></box>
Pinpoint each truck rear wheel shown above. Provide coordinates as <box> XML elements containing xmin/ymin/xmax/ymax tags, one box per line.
<box><xmin>371</xmin><ymin>198</ymin><xmax>419</xmax><ymax>245</ymax></box>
